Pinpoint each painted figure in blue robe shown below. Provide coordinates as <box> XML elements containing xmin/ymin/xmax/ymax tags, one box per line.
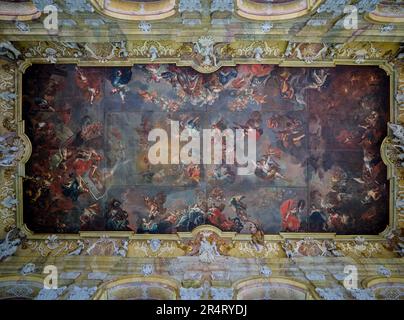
<box><xmin>109</xmin><ymin>68</ymin><xmax>132</xmax><ymax>102</ymax></box>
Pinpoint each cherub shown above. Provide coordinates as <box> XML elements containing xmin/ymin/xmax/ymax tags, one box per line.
<box><xmin>144</xmin><ymin>192</ymin><xmax>167</xmax><ymax>219</ymax></box>
<box><xmin>75</xmin><ymin>67</ymin><xmax>103</xmax><ymax>105</ymax></box>
<box><xmin>109</xmin><ymin>68</ymin><xmax>132</xmax><ymax>103</ymax></box>
<box><xmin>304</xmin><ymin>69</ymin><xmax>329</xmax><ymax>91</ymax></box>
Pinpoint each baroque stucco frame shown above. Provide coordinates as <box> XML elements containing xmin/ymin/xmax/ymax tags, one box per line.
<box><xmin>1</xmin><ymin>39</ymin><xmax>402</xmax><ymax>260</ymax></box>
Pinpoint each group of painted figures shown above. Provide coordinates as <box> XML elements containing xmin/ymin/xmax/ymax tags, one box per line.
<box><xmin>22</xmin><ymin>64</ymin><xmax>389</xmax><ymax>235</ymax></box>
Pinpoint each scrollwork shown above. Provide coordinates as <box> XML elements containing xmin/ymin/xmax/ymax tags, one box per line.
<box><xmin>333</xmin><ymin>42</ymin><xmax>385</xmax><ymax>64</ymax></box>
<box><xmin>235</xmin><ymin>41</ymin><xmax>282</xmax><ymax>59</ymax></box>
<box><xmin>131</xmin><ymin>41</ymin><xmax>177</xmax><ymax>59</ymax></box>
<box><xmin>284</xmin><ymin>42</ymin><xmax>330</xmax><ymax>64</ymax></box>
<box><xmin>338</xmin><ymin>237</ymin><xmax>383</xmax><ymax>258</ymax></box>
<box><xmin>0</xmin><ymin>174</ymin><xmax>17</xmax><ymax>229</ymax></box>
<box><xmin>26</xmin><ymin>236</ymin><xmax>79</xmax><ymax>257</ymax></box>
<box><xmin>233</xmin><ymin>241</ymin><xmax>279</xmax><ymax>258</ymax></box>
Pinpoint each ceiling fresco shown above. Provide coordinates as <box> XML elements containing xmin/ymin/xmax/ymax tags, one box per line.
<box><xmin>22</xmin><ymin>63</ymin><xmax>389</xmax><ymax>235</ymax></box>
